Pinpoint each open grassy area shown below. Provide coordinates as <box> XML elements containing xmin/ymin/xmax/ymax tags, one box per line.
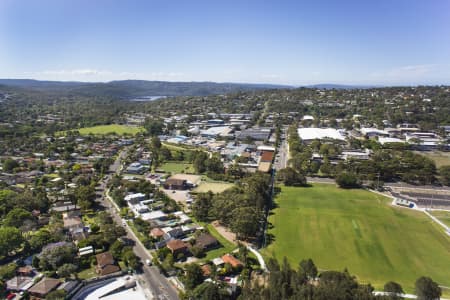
<box><xmin>62</xmin><ymin>124</ymin><xmax>145</xmax><ymax>136</ymax></box>
<box><xmin>262</xmin><ymin>184</ymin><xmax>450</xmax><ymax>292</ymax></box>
<box><xmin>430</xmin><ymin>210</ymin><xmax>450</xmax><ymax>227</ymax></box>
<box><xmin>416</xmin><ymin>151</ymin><xmax>450</xmax><ymax>168</ymax></box>
<box><xmin>194</xmin><ymin>182</ymin><xmax>234</xmax><ymax>193</ymax></box>
<box><xmin>159</xmin><ymin>162</ymin><xmax>195</xmax><ymax>174</ymax></box>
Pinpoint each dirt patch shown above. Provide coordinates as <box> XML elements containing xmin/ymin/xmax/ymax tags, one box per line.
<box><xmin>212</xmin><ymin>220</ymin><xmax>237</xmax><ymax>244</ymax></box>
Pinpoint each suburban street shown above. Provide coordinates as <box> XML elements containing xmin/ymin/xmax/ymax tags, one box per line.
<box><xmin>97</xmin><ymin>148</ymin><xmax>180</xmax><ymax>300</ymax></box>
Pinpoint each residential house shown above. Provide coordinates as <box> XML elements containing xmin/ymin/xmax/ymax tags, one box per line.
<box><xmin>221</xmin><ymin>254</ymin><xmax>243</xmax><ymax>268</ymax></box>
<box><xmin>166</xmin><ymin>239</ymin><xmax>188</xmax><ymax>257</ymax></box>
<box><xmin>28</xmin><ymin>277</ymin><xmax>61</xmax><ymax>299</ymax></box>
<box><xmin>95</xmin><ymin>252</ymin><xmax>121</xmax><ymax>276</ymax></box>
<box><xmin>195</xmin><ymin>233</ymin><xmax>219</xmax><ymax>250</ymax></box>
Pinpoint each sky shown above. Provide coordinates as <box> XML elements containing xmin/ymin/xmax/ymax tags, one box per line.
<box><xmin>1</xmin><ymin>0</ymin><xmax>449</xmax><ymax>86</ymax></box>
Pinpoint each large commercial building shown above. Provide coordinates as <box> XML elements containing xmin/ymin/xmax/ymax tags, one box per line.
<box><xmin>298</xmin><ymin>128</ymin><xmax>346</xmax><ymax>143</ymax></box>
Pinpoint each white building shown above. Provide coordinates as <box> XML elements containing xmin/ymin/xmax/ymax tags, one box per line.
<box><xmin>298</xmin><ymin>128</ymin><xmax>346</xmax><ymax>142</ymax></box>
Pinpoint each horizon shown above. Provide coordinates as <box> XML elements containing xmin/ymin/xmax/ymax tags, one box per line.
<box><xmin>1</xmin><ymin>77</ymin><xmax>447</xmax><ymax>88</ymax></box>
<box><xmin>1</xmin><ymin>0</ymin><xmax>450</xmax><ymax>85</ymax></box>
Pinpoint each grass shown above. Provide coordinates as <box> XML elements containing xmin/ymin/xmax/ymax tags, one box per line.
<box><xmin>416</xmin><ymin>151</ymin><xmax>450</xmax><ymax>168</ymax></box>
<box><xmin>159</xmin><ymin>162</ymin><xmax>195</xmax><ymax>174</ymax></box>
<box><xmin>194</xmin><ymin>182</ymin><xmax>234</xmax><ymax>193</ymax></box>
<box><xmin>60</xmin><ymin>124</ymin><xmax>145</xmax><ymax>136</ymax></box>
<box><xmin>262</xmin><ymin>184</ymin><xmax>450</xmax><ymax>293</ymax></box>
<box><xmin>77</xmin><ymin>265</ymin><xmax>97</xmax><ymax>279</ymax></box>
<box><xmin>430</xmin><ymin>210</ymin><xmax>450</xmax><ymax>227</ymax></box>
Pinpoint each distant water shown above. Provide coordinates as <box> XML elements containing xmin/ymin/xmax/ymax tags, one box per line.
<box><xmin>129</xmin><ymin>96</ymin><xmax>167</xmax><ymax>102</ymax></box>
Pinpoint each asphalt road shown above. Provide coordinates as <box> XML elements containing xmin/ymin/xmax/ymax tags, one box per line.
<box><xmin>97</xmin><ymin>148</ymin><xmax>179</xmax><ymax>300</ymax></box>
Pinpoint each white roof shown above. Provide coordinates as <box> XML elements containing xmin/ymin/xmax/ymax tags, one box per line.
<box><xmin>378</xmin><ymin>137</ymin><xmax>405</xmax><ymax>144</ymax></box>
<box><xmin>124</xmin><ymin>193</ymin><xmax>146</xmax><ymax>201</ymax></box>
<box><xmin>140</xmin><ymin>210</ymin><xmax>167</xmax><ymax>221</ymax></box>
<box><xmin>200</xmin><ymin>126</ymin><xmax>232</xmax><ymax>136</ymax></box>
<box><xmin>360</xmin><ymin>127</ymin><xmax>389</xmax><ymax>136</ymax></box>
<box><xmin>257</xmin><ymin>145</ymin><xmax>276</xmax><ymax>151</ymax></box>
<box><xmin>302</xmin><ymin>115</ymin><xmax>314</xmax><ymax>120</ymax></box>
<box><xmin>298</xmin><ymin>128</ymin><xmax>345</xmax><ymax>141</ymax></box>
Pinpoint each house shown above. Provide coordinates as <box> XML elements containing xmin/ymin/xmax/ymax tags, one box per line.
<box><xmin>17</xmin><ymin>266</ymin><xmax>34</xmax><ymax>277</ymax></box>
<box><xmin>6</xmin><ymin>276</ymin><xmax>33</xmax><ymax>292</ymax></box>
<box><xmin>195</xmin><ymin>233</ymin><xmax>219</xmax><ymax>250</ymax></box>
<box><xmin>95</xmin><ymin>252</ymin><xmax>121</xmax><ymax>276</ymax></box>
<box><xmin>63</xmin><ymin>214</ymin><xmax>84</xmax><ymax>232</ymax></box>
<box><xmin>163</xmin><ymin>178</ymin><xmax>188</xmax><ymax>190</ymax></box>
<box><xmin>201</xmin><ymin>264</ymin><xmax>212</xmax><ymax>277</ymax></box>
<box><xmin>150</xmin><ymin>227</ymin><xmax>165</xmax><ymax>239</ymax></box>
<box><xmin>166</xmin><ymin>239</ymin><xmax>188</xmax><ymax>256</ymax></box>
<box><xmin>260</xmin><ymin>151</ymin><xmax>274</xmax><ymax>163</ymax></box>
<box><xmin>163</xmin><ymin>227</ymin><xmax>184</xmax><ymax>240</ymax></box>
<box><xmin>221</xmin><ymin>254</ymin><xmax>243</xmax><ymax>268</ymax></box>
<box><xmin>28</xmin><ymin>277</ymin><xmax>61</xmax><ymax>299</ymax></box>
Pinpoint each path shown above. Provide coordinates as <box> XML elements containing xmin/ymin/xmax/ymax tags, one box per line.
<box><xmin>247</xmin><ymin>245</ymin><xmax>268</xmax><ymax>272</ymax></box>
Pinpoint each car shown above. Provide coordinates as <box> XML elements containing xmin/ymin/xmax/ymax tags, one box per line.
<box><xmin>145</xmin><ymin>259</ymin><xmax>152</xmax><ymax>266</ymax></box>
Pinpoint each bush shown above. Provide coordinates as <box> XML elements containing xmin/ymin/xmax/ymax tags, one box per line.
<box><xmin>335</xmin><ymin>172</ymin><xmax>360</xmax><ymax>188</ymax></box>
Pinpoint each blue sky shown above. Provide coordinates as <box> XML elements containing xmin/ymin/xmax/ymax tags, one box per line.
<box><xmin>1</xmin><ymin>0</ymin><xmax>449</xmax><ymax>85</ymax></box>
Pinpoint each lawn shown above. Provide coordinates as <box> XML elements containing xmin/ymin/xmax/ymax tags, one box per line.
<box><xmin>61</xmin><ymin>124</ymin><xmax>145</xmax><ymax>136</ymax></box>
<box><xmin>430</xmin><ymin>210</ymin><xmax>450</xmax><ymax>227</ymax></box>
<box><xmin>416</xmin><ymin>151</ymin><xmax>450</xmax><ymax>168</ymax></box>
<box><xmin>159</xmin><ymin>162</ymin><xmax>195</xmax><ymax>174</ymax></box>
<box><xmin>262</xmin><ymin>184</ymin><xmax>450</xmax><ymax>292</ymax></box>
<box><xmin>194</xmin><ymin>182</ymin><xmax>234</xmax><ymax>194</ymax></box>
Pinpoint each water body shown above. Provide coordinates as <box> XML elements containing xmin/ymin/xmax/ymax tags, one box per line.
<box><xmin>129</xmin><ymin>96</ymin><xmax>167</xmax><ymax>102</ymax></box>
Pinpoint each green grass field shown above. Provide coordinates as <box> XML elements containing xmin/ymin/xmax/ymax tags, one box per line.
<box><xmin>194</xmin><ymin>182</ymin><xmax>234</xmax><ymax>193</ymax></box>
<box><xmin>262</xmin><ymin>184</ymin><xmax>450</xmax><ymax>292</ymax></box>
<box><xmin>63</xmin><ymin>124</ymin><xmax>145</xmax><ymax>136</ymax></box>
<box><xmin>430</xmin><ymin>210</ymin><xmax>450</xmax><ymax>227</ymax></box>
<box><xmin>159</xmin><ymin>162</ymin><xmax>195</xmax><ymax>174</ymax></box>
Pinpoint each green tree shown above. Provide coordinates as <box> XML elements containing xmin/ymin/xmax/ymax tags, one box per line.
<box><xmin>384</xmin><ymin>281</ymin><xmax>404</xmax><ymax>299</ymax></box>
<box><xmin>0</xmin><ymin>226</ymin><xmax>24</xmax><ymax>257</ymax></box>
<box><xmin>2</xmin><ymin>159</ymin><xmax>19</xmax><ymax>172</ymax></box>
<box><xmin>3</xmin><ymin>207</ymin><xmax>34</xmax><ymax>228</ymax></box>
<box><xmin>122</xmin><ymin>250</ymin><xmax>140</xmax><ymax>270</ymax></box>
<box><xmin>415</xmin><ymin>276</ymin><xmax>441</xmax><ymax>300</ymax></box>
<box><xmin>335</xmin><ymin>171</ymin><xmax>360</xmax><ymax>188</ymax></box>
<box><xmin>57</xmin><ymin>263</ymin><xmax>78</xmax><ymax>278</ymax></box>
<box><xmin>439</xmin><ymin>165</ymin><xmax>450</xmax><ymax>186</ymax></box>
<box><xmin>183</xmin><ymin>263</ymin><xmax>204</xmax><ymax>290</ymax></box>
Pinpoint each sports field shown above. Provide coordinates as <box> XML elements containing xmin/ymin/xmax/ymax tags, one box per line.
<box><xmin>159</xmin><ymin>162</ymin><xmax>195</xmax><ymax>174</ymax></box>
<box><xmin>430</xmin><ymin>210</ymin><xmax>450</xmax><ymax>227</ymax></box>
<box><xmin>69</xmin><ymin>124</ymin><xmax>145</xmax><ymax>135</ymax></box>
<box><xmin>263</xmin><ymin>184</ymin><xmax>450</xmax><ymax>292</ymax></box>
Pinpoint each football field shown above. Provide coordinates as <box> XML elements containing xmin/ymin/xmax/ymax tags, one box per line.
<box><xmin>263</xmin><ymin>184</ymin><xmax>450</xmax><ymax>292</ymax></box>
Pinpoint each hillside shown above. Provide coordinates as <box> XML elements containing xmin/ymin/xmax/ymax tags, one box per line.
<box><xmin>0</xmin><ymin>79</ymin><xmax>291</xmax><ymax>98</ymax></box>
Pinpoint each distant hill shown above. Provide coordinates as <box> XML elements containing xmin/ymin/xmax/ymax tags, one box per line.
<box><xmin>0</xmin><ymin>79</ymin><xmax>292</xmax><ymax>98</ymax></box>
<box><xmin>305</xmin><ymin>83</ymin><xmax>381</xmax><ymax>89</ymax></box>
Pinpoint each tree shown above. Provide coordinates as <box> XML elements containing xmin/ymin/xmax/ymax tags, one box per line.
<box><xmin>3</xmin><ymin>207</ymin><xmax>34</xmax><ymax>228</ymax></box>
<box><xmin>192</xmin><ymin>192</ymin><xmax>213</xmax><ymax>221</ymax></box>
<box><xmin>0</xmin><ymin>226</ymin><xmax>24</xmax><ymax>257</ymax></box>
<box><xmin>384</xmin><ymin>281</ymin><xmax>404</xmax><ymax>299</ymax></box>
<box><xmin>193</xmin><ymin>152</ymin><xmax>208</xmax><ymax>173</ymax></box>
<box><xmin>299</xmin><ymin>258</ymin><xmax>318</xmax><ymax>279</ymax></box>
<box><xmin>277</xmin><ymin>167</ymin><xmax>307</xmax><ymax>186</ymax></box>
<box><xmin>230</xmin><ymin>207</ymin><xmax>261</xmax><ymax>239</ymax></box>
<box><xmin>439</xmin><ymin>165</ymin><xmax>450</xmax><ymax>186</ymax></box>
<box><xmin>183</xmin><ymin>263</ymin><xmax>204</xmax><ymax>290</ymax></box>
<box><xmin>151</xmin><ymin>136</ymin><xmax>162</xmax><ymax>150</ymax></box>
<box><xmin>415</xmin><ymin>276</ymin><xmax>441</xmax><ymax>300</ymax></box>
<box><xmin>122</xmin><ymin>250</ymin><xmax>140</xmax><ymax>270</ymax></box>
<box><xmin>57</xmin><ymin>263</ymin><xmax>78</xmax><ymax>278</ymax></box>
<box><xmin>2</xmin><ymin>159</ymin><xmax>19</xmax><ymax>172</ymax></box>
<box><xmin>335</xmin><ymin>171</ymin><xmax>360</xmax><ymax>188</ymax></box>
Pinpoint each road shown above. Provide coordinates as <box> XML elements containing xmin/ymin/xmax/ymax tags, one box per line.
<box><xmin>97</xmin><ymin>148</ymin><xmax>179</xmax><ymax>300</ymax></box>
<box><xmin>274</xmin><ymin>127</ymin><xmax>288</xmax><ymax>170</ymax></box>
